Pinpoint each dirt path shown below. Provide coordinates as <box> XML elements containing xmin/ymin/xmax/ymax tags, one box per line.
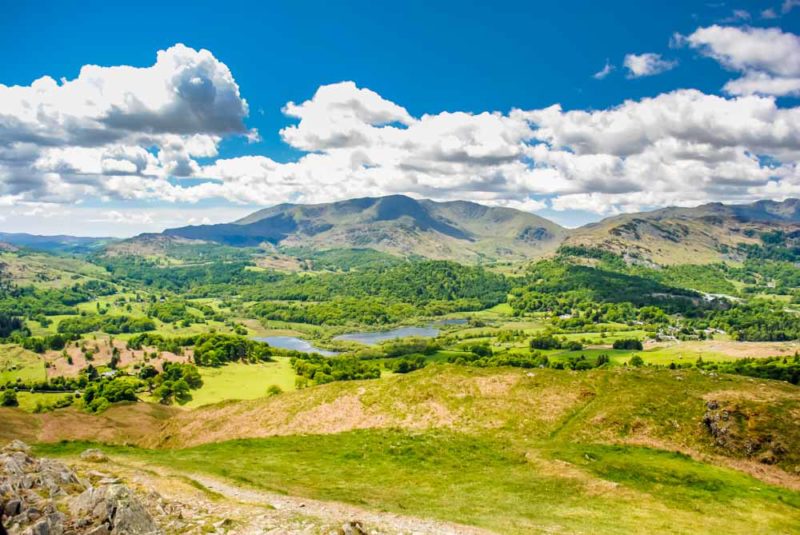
<box><xmin>84</xmin><ymin>457</ymin><xmax>494</xmax><ymax>535</ymax></box>
<box><xmin>190</xmin><ymin>474</ymin><xmax>495</xmax><ymax>535</ymax></box>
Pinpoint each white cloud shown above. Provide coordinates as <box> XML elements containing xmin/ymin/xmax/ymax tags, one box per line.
<box><xmin>623</xmin><ymin>53</ymin><xmax>678</xmax><ymax>78</ymax></box>
<box><xmin>683</xmin><ymin>25</ymin><xmax>800</xmax><ymax>96</ymax></box>
<box><xmin>3</xmin><ymin>45</ymin><xmax>800</xmax><ymax>225</ymax></box>
<box><xmin>783</xmin><ymin>0</ymin><xmax>800</xmax><ymax>14</ymax></box>
<box><xmin>0</xmin><ymin>44</ymin><xmax>251</xmax><ymax>203</ymax></box>
<box><xmin>761</xmin><ymin>8</ymin><xmax>778</xmax><ymax>19</ymax></box>
<box><xmin>593</xmin><ymin>60</ymin><xmax>614</xmax><ymax>80</ymax></box>
<box><xmin>89</xmin><ymin>210</ymin><xmax>155</xmax><ymax>225</ymax></box>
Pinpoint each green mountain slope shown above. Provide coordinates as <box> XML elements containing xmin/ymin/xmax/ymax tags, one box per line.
<box><xmin>564</xmin><ymin>199</ymin><xmax>800</xmax><ymax>265</ymax></box>
<box><xmin>153</xmin><ymin>195</ymin><xmax>566</xmax><ymax>262</ymax></box>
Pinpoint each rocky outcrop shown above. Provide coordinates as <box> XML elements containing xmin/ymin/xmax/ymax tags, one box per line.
<box><xmin>702</xmin><ymin>401</ymin><xmax>788</xmax><ymax>465</ymax></box>
<box><xmin>0</xmin><ymin>441</ymin><xmax>160</xmax><ymax>535</ymax></box>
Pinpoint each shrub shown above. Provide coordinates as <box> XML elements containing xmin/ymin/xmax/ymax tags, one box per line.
<box><xmin>613</xmin><ymin>338</ymin><xmax>644</xmax><ymax>350</ymax></box>
<box><xmin>1</xmin><ymin>389</ymin><xmax>18</xmax><ymax>407</ymax></box>
<box><xmin>629</xmin><ymin>355</ymin><xmax>645</xmax><ymax>367</ymax></box>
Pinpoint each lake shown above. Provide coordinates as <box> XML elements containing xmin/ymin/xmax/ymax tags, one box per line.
<box><xmin>333</xmin><ymin>326</ymin><xmax>440</xmax><ymax>346</ymax></box>
<box><xmin>254</xmin><ymin>336</ymin><xmax>339</xmax><ymax>356</ymax></box>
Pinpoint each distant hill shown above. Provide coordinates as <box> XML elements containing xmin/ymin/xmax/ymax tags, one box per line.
<box><xmin>143</xmin><ymin>195</ymin><xmax>566</xmax><ymax>263</ymax></box>
<box><xmin>105</xmin><ymin>197</ymin><xmax>800</xmax><ymax>265</ymax></box>
<box><xmin>0</xmin><ymin>232</ymin><xmax>113</xmax><ymax>253</ymax></box>
<box><xmin>564</xmin><ymin>199</ymin><xmax>800</xmax><ymax>265</ymax></box>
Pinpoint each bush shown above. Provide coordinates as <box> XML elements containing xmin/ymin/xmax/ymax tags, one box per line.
<box><xmin>530</xmin><ymin>335</ymin><xmax>560</xmax><ymax>350</ymax></box>
<box><xmin>628</xmin><ymin>355</ymin><xmax>645</xmax><ymax>367</ymax></box>
<box><xmin>613</xmin><ymin>338</ymin><xmax>644</xmax><ymax>350</ymax></box>
<box><xmin>1</xmin><ymin>389</ymin><xmax>18</xmax><ymax>407</ymax></box>
<box><xmin>386</xmin><ymin>354</ymin><xmax>427</xmax><ymax>374</ymax></box>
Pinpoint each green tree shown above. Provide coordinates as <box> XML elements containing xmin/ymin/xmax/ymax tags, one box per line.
<box><xmin>1</xmin><ymin>389</ymin><xmax>18</xmax><ymax>407</ymax></box>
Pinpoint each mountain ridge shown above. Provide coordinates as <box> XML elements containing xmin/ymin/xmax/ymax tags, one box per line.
<box><xmin>155</xmin><ymin>194</ymin><xmax>567</xmax><ymax>262</ymax></box>
<box><xmin>6</xmin><ymin>197</ymin><xmax>800</xmax><ymax>265</ymax></box>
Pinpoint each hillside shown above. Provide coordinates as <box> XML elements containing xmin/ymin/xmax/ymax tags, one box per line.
<box><xmin>148</xmin><ymin>195</ymin><xmax>566</xmax><ymax>263</ymax></box>
<box><xmin>564</xmin><ymin>199</ymin><xmax>800</xmax><ymax>265</ymax></box>
<box><xmin>8</xmin><ymin>366</ymin><xmax>800</xmax><ymax>534</ymax></box>
<box><xmin>106</xmin><ymin>196</ymin><xmax>800</xmax><ymax>265</ymax></box>
<box><xmin>0</xmin><ymin>232</ymin><xmax>112</xmax><ymax>253</ymax></box>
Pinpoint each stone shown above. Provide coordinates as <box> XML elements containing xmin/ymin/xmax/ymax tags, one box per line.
<box><xmin>79</xmin><ymin>449</ymin><xmax>109</xmax><ymax>463</ymax></box>
<box><xmin>339</xmin><ymin>520</ymin><xmax>368</xmax><ymax>535</ymax></box>
<box><xmin>85</xmin><ymin>523</ymin><xmax>112</xmax><ymax>535</ymax></box>
<box><xmin>4</xmin><ymin>498</ymin><xmax>22</xmax><ymax>516</ymax></box>
<box><xmin>3</xmin><ymin>439</ymin><xmax>32</xmax><ymax>454</ymax></box>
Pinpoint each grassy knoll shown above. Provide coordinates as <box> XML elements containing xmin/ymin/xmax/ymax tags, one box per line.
<box><xmin>0</xmin><ymin>344</ymin><xmax>45</xmax><ymax>384</ymax></box>
<box><xmin>36</xmin><ymin>429</ymin><xmax>800</xmax><ymax>534</ymax></box>
<box><xmin>182</xmin><ymin>358</ymin><xmax>297</xmax><ymax>408</ymax></box>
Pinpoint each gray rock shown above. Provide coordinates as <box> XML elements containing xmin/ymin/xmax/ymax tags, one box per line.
<box><xmin>85</xmin><ymin>523</ymin><xmax>111</xmax><ymax>535</ymax></box>
<box><xmin>3</xmin><ymin>439</ymin><xmax>32</xmax><ymax>454</ymax></box>
<box><xmin>106</xmin><ymin>485</ymin><xmax>162</xmax><ymax>535</ymax></box>
<box><xmin>4</xmin><ymin>498</ymin><xmax>22</xmax><ymax>516</ymax></box>
<box><xmin>79</xmin><ymin>449</ymin><xmax>109</xmax><ymax>463</ymax></box>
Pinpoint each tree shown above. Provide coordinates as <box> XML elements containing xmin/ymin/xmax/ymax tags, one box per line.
<box><xmin>629</xmin><ymin>355</ymin><xmax>645</xmax><ymax>367</ymax></box>
<box><xmin>613</xmin><ymin>338</ymin><xmax>644</xmax><ymax>350</ymax></box>
<box><xmin>1</xmin><ymin>389</ymin><xmax>19</xmax><ymax>407</ymax></box>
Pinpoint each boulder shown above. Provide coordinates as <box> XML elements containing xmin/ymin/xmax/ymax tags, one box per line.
<box><xmin>79</xmin><ymin>449</ymin><xmax>109</xmax><ymax>464</ymax></box>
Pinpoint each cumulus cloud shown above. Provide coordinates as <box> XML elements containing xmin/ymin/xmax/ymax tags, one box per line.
<box><xmin>682</xmin><ymin>25</ymin><xmax>800</xmax><ymax>96</ymax></box>
<box><xmin>3</xmin><ymin>44</ymin><xmax>800</xmax><ymax>223</ymax></box>
<box><xmin>0</xmin><ymin>44</ymin><xmax>251</xmax><ymax>203</ymax></box>
<box><xmin>623</xmin><ymin>53</ymin><xmax>678</xmax><ymax>78</ymax></box>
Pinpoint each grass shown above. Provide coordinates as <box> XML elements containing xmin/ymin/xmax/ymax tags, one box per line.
<box><xmin>181</xmin><ymin>358</ymin><xmax>297</xmax><ymax>408</ymax></box>
<box><xmin>15</xmin><ymin>391</ymin><xmax>72</xmax><ymax>412</ymax></box>
<box><xmin>36</xmin><ymin>429</ymin><xmax>800</xmax><ymax>534</ymax></box>
<box><xmin>0</xmin><ymin>345</ymin><xmax>45</xmax><ymax>384</ymax></box>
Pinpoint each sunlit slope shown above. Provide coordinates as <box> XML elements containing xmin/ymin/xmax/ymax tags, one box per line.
<box><xmin>564</xmin><ymin>199</ymin><xmax>800</xmax><ymax>265</ymax></box>
<box><xmin>155</xmin><ymin>195</ymin><xmax>566</xmax><ymax>262</ymax></box>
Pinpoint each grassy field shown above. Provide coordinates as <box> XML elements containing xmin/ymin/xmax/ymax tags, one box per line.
<box><xmin>0</xmin><ymin>345</ymin><xmax>45</xmax><ymax>384</ymax></box>
<box><xmin>36</xmin><ymin>429</ymin><xmax>800</xmax><ymax>534</ymax></box>
<box><xmin>181</xmin><ymin>358</ymin><xmax>297</xmax><ymax>408</ymax></box>
<box><xmin>15</xmin><ymin>391</ymin><xmax>73</xmax><ymax>412</ymax></box>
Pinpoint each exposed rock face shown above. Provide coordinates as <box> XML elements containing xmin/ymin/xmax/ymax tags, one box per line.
<box><xmin>702</xmin><ymin>401</ymin><xmax>787</xmax><ymax>465</ymax></box>
<box><xmin>0</xmin><ymin>442</ymin><xmax>161</xmax><ymax>535</ymax></box>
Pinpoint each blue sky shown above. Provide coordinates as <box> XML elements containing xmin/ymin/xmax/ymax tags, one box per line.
<box><xmin>1</xmin><ymin>0</ymin><xmax>800</xmax><ymax>235</ymax></box>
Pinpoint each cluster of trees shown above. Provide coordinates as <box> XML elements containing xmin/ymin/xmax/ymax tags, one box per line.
<box><xmin>613</xmin><ymin>339</ymin><xmax>644</xmax><ymax>350</ymax></box>
<box><xmin>18</xmin><ymin>333</ymin><xmax>73</xmax><ymax>353</ymax></box>
<box><xmin>82</xmin><ymin>375</ymin><xmax>141</xmax><ymax>413</ymax></box>
<box><xmin>385</xmin><ymin>355</ymin><xmax>427</xmax><ymax>374</ymax></box>
<box><xmin>510</xmin><ymin>252</ymin><xmax>800</xmax><ymax>343</ymax></box>
<box><xmin>57</xmin><ymin>314</ymin><xmax>155</xmax><ymax>335</ymax></box>
<box><xmin>0</xmin><ymin>280</ymin><xmax>115</xmax><ymax>318</ymax></box>
<box><xmin>127</xmin><ymin>332</ymin><xmax>193</xmax><ymax>354</ymax></box>
<box><xmin>696</xmin><ymin>355</ymin><xmax>800</xmax><ymax>385</ymax></box>
<box><xmin>243</xmin><ymin>261</ymin><xmax>509</xmax><ymax>306</ymax></box>
<box><xmin>147</xmin><ymin>362</ymin><xmax>203</xmax><ymax>404</ymax></box>
<box><xmin>0</xmin><ymin>312</ymin><xmax>25</xmax><ymax>338</ymax></box>
<box><xmin>701</xmin><ymin>301</ymin><xmax>800</xmax><ymax>341</ymax></box>
<box><xmin>529</xmin><ymin>335</ymin><xmax>583</xmax><ymax>351</ymax></box>
<box><xmin>193</xmin><ymin>333</ymin><xmax>273</xmax><ymax>366</ymax></box>
<box><xmin>292</xmin><ymin>354</ymin><xmax>380</xmax><ymax>385</ymax></box>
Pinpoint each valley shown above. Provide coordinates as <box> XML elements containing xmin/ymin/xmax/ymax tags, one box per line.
<box><xmin>2</xmin><ymin>196</ymin><xmax>800</xmax><ymax>534</ymax></box>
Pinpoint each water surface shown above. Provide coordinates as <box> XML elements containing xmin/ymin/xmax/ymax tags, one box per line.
<box><xmin>254</xmin><ymin>336</ymin><xmax>339</xmax><ymax>356</ymax></box>
<box><xmin>333</xmin><ymin>326</ymin><xmax>440</xmax><ymax>346</ymax></box>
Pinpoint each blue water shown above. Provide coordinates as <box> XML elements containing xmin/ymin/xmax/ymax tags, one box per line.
<box><xmin>433</xmin><ymin>318</ymin><xmax>468</xmax><ymax>326</ymax></box>
<box><xmin>333</xmin><ymin>326</ymin><xmax>440</xmax><ymax>346</ymax></box>
<box><xmin>254</xmin><ymin>336</ymin><xmax>339</xmax><ymax>356</ymax></box>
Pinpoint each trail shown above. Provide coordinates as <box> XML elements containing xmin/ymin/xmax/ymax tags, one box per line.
<box><xmin>190</xmin><ymin>473</ymin><xmax>495</xmax><ymax>535</ymax></box>
<box><xmin>100</xmin><ymin>457</ymin><xmax>495</xmax><ymax>534</ymax></box>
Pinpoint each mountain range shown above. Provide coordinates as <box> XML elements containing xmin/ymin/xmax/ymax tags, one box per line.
<box><xmin>7</xmin><ymin>196</ymin><xmax>800</xmax><ymax>265</ymax></box>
